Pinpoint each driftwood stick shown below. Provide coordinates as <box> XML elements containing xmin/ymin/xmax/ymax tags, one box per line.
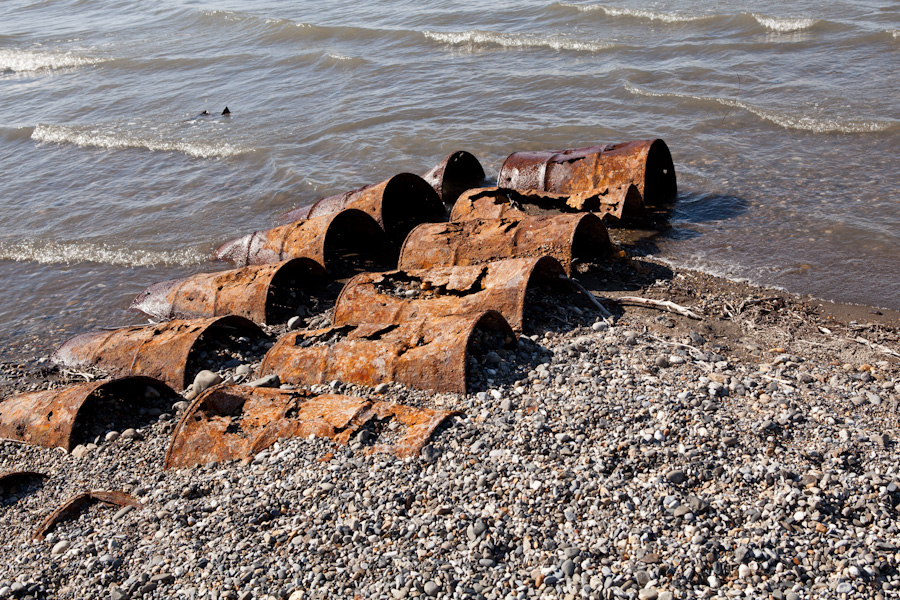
<box><xmin>845</xmin><ymin>336</ymin><xmax>900</xmax><ymax>359</ymax></box>
<box><xmin>617</xmin><ymin>296</ymin><xmax>704</xmax><ymax>320</ymax></box>
<box><xmin>562</xmin><ymin>276</ymin><xmax>614</xmax><ymax>321</ymax></box>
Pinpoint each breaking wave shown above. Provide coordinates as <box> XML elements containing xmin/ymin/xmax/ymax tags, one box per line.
<box><xmin>31</xmin><ymin>123</ymin><xmax>250</xmax><ymax>159</ymax></box>
<box><xmin>0</xmin><ymin>240</ymin><xmax>208</xmax><ymax>268</ymax></box>
<box><xmin>0</xmin><ymin>48</ymin><xmax>107</xmax><ymax>73</ymax></box>
<box><xmin>558</xmin><ymin>3</ymin><xmax>710</xmax><ymax>24</ymax></box>
<box><xmin>624</xmin><ymin>83</ymin><xmax>897</xmax><ymax>134</ymax></box>
<box><xmin>423</xmin><ymin>30</ymin><xmax>613</xmax><ymax>52</ymax></box>
<box><xmin>750</xmin><ymin>14</ymin><xmax>817</xmax><ymax>33</ymax></box>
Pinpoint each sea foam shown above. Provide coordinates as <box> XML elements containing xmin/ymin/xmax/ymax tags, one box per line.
<box><xmin>0</xmin><ymin>48</ymin><xmax>107</xmax><ymax>73</ymax></box>
<box><xmin>31</xmin><ymin>124</ymin><xmax>249</xmax><ymax>159</ymax></box>
<box><xmin>423</xmin><ymin>30</ymin><xmax>612</xmax><ymax>52</ymax></box>
<box><xmin>750</xmin><ymin>14</ymin><xmax>817</xmax><ymax>32</ymax></box>
<box><xmin>558</xmin><ymin>3</ymin><xmax>709</xmax><ymax>24</ymax></box>
<box><xmin>0</xmin><ymin>240</ymin><xmax>207</xmax><ymax>268</ymax></box>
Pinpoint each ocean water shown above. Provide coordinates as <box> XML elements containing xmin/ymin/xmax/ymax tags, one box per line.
<box><xmin>1</xmin><ymin>0</ymin><xmax>898</xmax><ymax>361</ymax></box>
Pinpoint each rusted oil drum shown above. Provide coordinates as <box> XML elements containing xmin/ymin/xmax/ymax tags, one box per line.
<box><xmin>398</xmin><ymin>214</ymin><xmax>612</xmax><ymax>275</ymax></box>
<box><xmin>130</xmin><ymin>258</ymin><xmax>327</xmax><ymax>325</ymax></box>
<box><xmin>332</xmin><ymin>257</ymin><xmax>570</xmax><ymax>332</ymax></box>
<box><xmin>497</xmin><ymin>139</ymin><xmax>676</xmax><ymax>206</ymax></box>
<box><xmin>450</xmin><ymin>185</ymin><xmax>645</xmax><ymax>225</ymax></box>
<box><xmin>279</xmin><ymin>173</ymin><xmax>445</xmax><ymax>246</ymax></box>
<box><xmin>421</xmin><ymin>150</ymin><xmax>487</xmax><ymax>205</ymax></box>
<box><xmin>260</xmin><ymin>311</ymin><xmax>515</xmax><ymax>394</ymax></box>
<box><xmin>215</xmin><ymin>209</ymin><xmax>394</xmax><ymax>276</ymax></box>
<box><xmin>51</xmin><ymin>316</ymin><xmax>262</xmax><ymax>391</ymax></box>
<box><xmin>0</xmin><ymin>377</ymin><xmax>175</xmax><ymax>450</ymax></box>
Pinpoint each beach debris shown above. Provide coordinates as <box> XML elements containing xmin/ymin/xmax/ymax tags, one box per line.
<box><xmin>421</xmin><ymin>150</ymin><xmax>486</xmax><ymax>205</ymax></box>
<box><xmin>165</xmin><ymin>385</ymin><xmax>458</xmax><ymax>469</ymax></box>
<box><xmin>616</xmin><ymin>295</ymin><xmax>704</xmax><ymax>320</ymax></box>
<box><xmin>497</xmin><ymin>139</ymin><xmax>676</xmax><ymax>206</ymax></box>
<box><xmin>0</xmin><ymin>377</ymin><xmax>176</xmax><ymax>450</ymax></box>
<box><xmin>130</xmin><ymin>258</ymin><xmax>328</xmax><ymax>325</ymax></box>
<box><xmin>260</xmin><ymin>311</ymin><xmax>515</xmax><ymax>394</ymax></box>
<box><xmin>33</xmin><ymin>491</ymin><xmax>141</xmax><ymax>540</ymax></box>
<box><xmin>215</xmin><ymin>209</ymin><xmax>394</xmax><ymax>274</ymax></box>
<box><xmin>0</xmin><ymin>471</ymin><xmax>48</xmax><ymax>503</ymax></box>
<box><xmin>332</xmin><ymin>257</ymin><xmax>574</xmax><ymax>332</ymax></box>
<box><xmin>398</xmin><ymin>213</ymin><xmax>612</xmax><ymax>275</ymax></box>
<box><xmin>51</xmin><ymin>316</ymin><xmax>263</xmax><ymax>391</ymax></box>
<box><xmin>279</xmin><ymin>173</ymin><xmax>445</xmax><ymax>246</ymax></box>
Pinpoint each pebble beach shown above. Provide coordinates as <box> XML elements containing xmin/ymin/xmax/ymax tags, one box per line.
<box><xmin>1</xmin><ymin>257</ymin><xmax>898</xmax><ymax>600</ymax></box>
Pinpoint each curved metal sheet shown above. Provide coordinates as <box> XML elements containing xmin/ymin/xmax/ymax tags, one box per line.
<box><xmin>215</xmin><ymin>209</ymin><xmax>393</xmax><ymax>274</ymax></box>
<box><xmin>51</xmin><ymin>316</ymin><xmax>262</xmax><ymax>391</ymax></box>
<box><xmin>0</xmin><ymin>377</ymin><xmax>175</xmax><ymax>450</ymax></box>
<box><xmin>279</xmin><ymin>173</ymin><xmax>445</xmax><ymax>246</ymax></box>
<box><xmin>421</xmin><ymin>150</ymin><xmax>486</xmax><ymax>205</ymax></box>
<box><xmin>397</xmin><ymin>214</ymin><xmax>612</xmax><ymax>275</ymax></box>
<box><xmin>449</xmin><ymin>185</ymin><xmax>645</xmax><ymax>224</ymax></box>
<box><xmin>332</xmin><ymin>257</ymin><xmax>569</xmax><ymax>332</ymax></box>
<box><xmin>33</xmin><ymin>491</ymin><xmax>140</xmax><ymax>539</ymax></box>
<box><xmin>130</xmin><ymin>258</ymin><xmax>328</xmax><ymax>325</ymax></box>
<box><xmin>165</xmin><ymin>385</ymin><xmax>457</xmax><ymax>469</ymax></box>
<box><xmin>261</xmin><ymin>311</ymin><xmax>515</xmax><ymax>394</ymax></box>
<box><xmin>497</xmin><ymin>139</ymin><xmax>676</xmax><ymax>206</ymax></box>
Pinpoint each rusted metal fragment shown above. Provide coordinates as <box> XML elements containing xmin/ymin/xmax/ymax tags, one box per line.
<box><xmin>398</xmin><ymin>214</ymin><xmax>612</xmax><ymax>275</ymax></box>
<box><xmin>0</xmin><ymin>377</ymin><xmax>175</xmax><ymax>450</ymax></box>
<box><xmin>130</xmin><ymin>259</ymin><xmax>328</xmax><ymax>325</ymax></box>
<box><xmin>279</xmin><ymin>174</ymin><xmax>445</xmax><ymax>246</ymax></box>
<box><xmin>33</xmin><ymin>491</ymin><xmax>140</xmax><ymax>540</ymax></box>
<box><xmin>261</xmin><ymin>311</ymin><xmax>515</xmax><ymax>394</ymax></box>
<box><xmin>450</xmin><ymin>185</ymin><xmax>645</xmax><ymax>225</ymax></box>
<box><xmin>333</xmin><ymin>257</ymin><xmax>571</xmax><ymax>332</ymax></box>
<box><xmin>165</xmin><ymin>386</ymin><xmax>456</xmax><ymax>468</ymax></box>
<box><xmin>215</xmin><ymin>209</ymin><xmax>394</xmax><ymax>276</ymax></box>
<box><xmin>421</xmin><ymin>150</ymin><xmax>487</xmax><ymax>205</ymax></box>
<box><xmin>497</xmin><ymin>139</ymin><xmax>676</xmax><ymax>206</ymax></box>
<box><xmin>51</xmin><ymin>317</ymin><xmax>261</xmax><ymax>391</ymax></box>
<box><xmin>0</xmin><ymin>471</ymin><xmax>48</xmax><ymax>502</ymax></box>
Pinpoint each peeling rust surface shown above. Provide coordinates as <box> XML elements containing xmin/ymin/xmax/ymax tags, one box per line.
<box><xmin>421</xmin><ymin>150</ymin><xmax>486</xmax><ymax>205</ymax></box>
<box><xmin>215</xmin><ymin>209</ymin><xmax>393</xmax><ymax>275</ymax></box>
<box><xmin>333</xmin><ymin>257</ymin><xmax>570</xmax><ymax>332</ymax></box>
<box><xmin>398</xmin><ymin>214</ymin><xmax>612</xmax><ymax>275</ymax></box>
<box><xmin>261</xmin><ymin>311</ymin><xmax>515</xmax><ymax>394</ymax></box>
<box><xmin>497</xmin><ymin>139</ymin><xmax>676</xmax><ymax>206</ymax></box>
<box><xmin>450</xmin><ymin>185</ymin><xmax>645</xmax><ymax>225</ymax></box>
<box><xmin>33</xmin><ymin>491</ymin><xmax>140</xmax><ymax>540</ymax></box>
<box><xmin>165</xmin><ymin>385</ymin><xmax>457</xmax><ymax>469</ymax></box>
<box><xmin>279</xmin><ymin>173</ymin><xmax>445</xmax><ymax>246</ymax></box>
<box><xmin>130</xmin><ymin>258</ymin><xmax>328</xmax><ymax>325</ymax></box>
<box><xmin>51</xmin><ymin>317</ymin><xmax>261</xmax><ymax>391</ymax></box>
<box><xmin>0</xmin><ymin>377</ymin><xmax>175</xmax><ymax>450</ymax></box>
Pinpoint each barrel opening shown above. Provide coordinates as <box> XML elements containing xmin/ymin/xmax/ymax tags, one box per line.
<box><xmin>71</xmin><ymin>378</ymin><xmax>178</xmax><ymax>449</ymax></box>
<box><xmin>265</xmin><ymin>258</ymin><xmax>329</xmax><ymax>325</ymax></box>
<box><xmin>380</xmin><ymin>174</ymin><xmax>446</xmax><ymax>247</ymax></box>
<box><xmin>464</xmin><ymin>312</ymin><xmax>517</xmax><ymax>393</ymax></box>
<box><xmin>0</xmin><ymin>472</ymin><xmax>48</xmax><ymax>506</ymax></box>
<box><xmin>441</xmin><ymin>151</ymin><xmax>487</xmax><ymax>205</ymax></box>
<box><xmin>643</xmin><ymin>139</ymin><xmax>677</xmax><ymax>205</ymax></box>
<box><xmin>324</xmin><ymin>210</ymin><xmax>396</xmax><ymax>278</ymax></box>
<box><xmin>571</xmin><ymin>215</ymin><xmax>614</xmax><ymax>274</ymax></box>
<box><xmin>184</xmin><ymin>317</ymin><xmax>267</xmax><ymax>390</ymax></box>
<box><xmin>521</xmin><ymin>257</ymin><xmax>593</xmax><ymax>333</ymax></box>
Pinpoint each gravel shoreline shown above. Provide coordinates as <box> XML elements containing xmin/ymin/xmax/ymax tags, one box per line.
<box><xmin>1</xmin><ymin>256</ymin><xmax>899</xmax><ymax>600</ymax></box>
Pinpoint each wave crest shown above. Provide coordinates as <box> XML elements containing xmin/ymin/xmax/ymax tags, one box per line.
<box><xmin>0</xmin><ymin>240</ymin><xmax>208</xmax><ymax>268</ymax></box>
<box><xmin>750</xmin><ymin>14</ymin><xmax>817</xmax><ymax>32</ymax></box>
<box><xmin>423</xmin><ymin>30</ymin><xmax>612</xmax><ymax>52</ymax></box>
<box><xmin>0</xmin><ymin>48</ymin><xmax>107</xmax><ymax>73</ymax></box>
<box><xmin>558</xmin><ymin>3</ymin><xmax>708</xmax><ymax>23</ymax></box>
<box><xmin>624</xmin><ymin>83</ymin><xmax>896</xmax><ymax>134</ymax></box>
<box><xmin>31</xmin><ymin>123</ymin><xmax>249</xmax><ymax>159</ymax></box>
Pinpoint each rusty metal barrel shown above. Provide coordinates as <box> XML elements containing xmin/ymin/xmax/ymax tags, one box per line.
<box><xmin>279</xmin><ymin>173</ymin><xmax>445</xmax><ymax>246</ymax></box>
<box><xmin>130</xmin><ymin>258</ymin><xmax>327</xmax><ymax>325</ymax></box>
<box><xmin>332</xmin><ymin>257</ymin><xmax>570</xmax><ymax>332</ymax></box>
<box><xmin>0</xmin><ymin>377</ymin><xmax>175</xmax><ymax>450</ymax></box>
<box><xmin>421</xmin><ymin>150</ymin><xmax>487</xmax><ymax>205</ymax></box>
<box><xmin>449</xmin><ymin>185</ymin><xmax>645</xmax><ymax>224</ymax></box>
<box><xmin>215</xmin><ymin>209</ymin><xmax>394</xmax><ymax>276</ymax></box>
<box><xmin>51</xmin><ymin>316</ymin><xmax>262</xmax><ymax>391</ymax></box>
<box><xmin>260</xmin><ymin>311</ymin><xmax>515</xmax><ymax>394</ymax></box>
<box><xmin>497</xmin><ymin>139</ymin><xmax>676</xmax><ymax>206</ymax></box>
<box><xmin>398</xmin><ymin>213</ymin><xmax>612</xmax><ymax>275</ymax></box>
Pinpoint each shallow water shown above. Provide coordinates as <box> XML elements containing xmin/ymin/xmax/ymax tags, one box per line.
<box><xmin>1</xmin><ymin>0</ymin><xmax>898</xmax><ymax>361</ymax></box>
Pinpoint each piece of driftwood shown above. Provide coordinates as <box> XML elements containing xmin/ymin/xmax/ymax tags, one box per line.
<box><xmin>561</xmin><ymin>276</ymin><xmax>613</xmax><ymax>321</ymax></box>
<box><xmin>617</xmin><ymin>296</ymin><xmax>703</xmax><ymax>320</ymax></box>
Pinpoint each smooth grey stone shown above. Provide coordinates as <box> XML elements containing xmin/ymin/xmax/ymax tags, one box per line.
<box><xmin>666</xmin><ymin>470</ymin><xmax>686</xmax><ymax>485</ymax></box>
<box><xmin>192</xmin><ymin>370</ymin><xmax>222</xmax><ymax>394</ymax></box>
<box><xmin>247</xmin><ymin>374</ymin><xmax>280</xmax><ymax>388</ymax></box>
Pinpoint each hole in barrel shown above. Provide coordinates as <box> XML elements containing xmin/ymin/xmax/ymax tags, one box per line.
<box><xmin>440</xmin><ymin>152</ymin><xmax>487</xmax><ymax>205</ymax></box>
<box><xmin>265</xmin><ymin>259</ymin><xmax>329</xmax><ymax>325</ymax></box>
<box><xmin>324</xmin><ymin>210</ymin><xmax>396</xmax><ymax>279</ymax></box>
<box><xmin>71</xmin><ymin>379</ymin><xmax>179</xmax><ymax>448</ymax></box>
<box><xmin>0</xmin><ymin>472</ymin><xmax>47</xmax><ymax>506</ymax></box>
<box><xmin>571</xmin><ymin>215</ymin><xmax>613</xmax><ymax>274</ymax></box>
<box><xmin>380</xmin><ymin>174</ymin><xmax>446</xmax><ymax>247</ymax></box>
<box><xmin>643</xmin><ymin>139</ymin><xmax>677</xmax><ymax>206</ymax></box>
<box><xmin>464</xmin><ymin>312</ymin><xmax>517</xmax><ymax>393</ymax></box>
